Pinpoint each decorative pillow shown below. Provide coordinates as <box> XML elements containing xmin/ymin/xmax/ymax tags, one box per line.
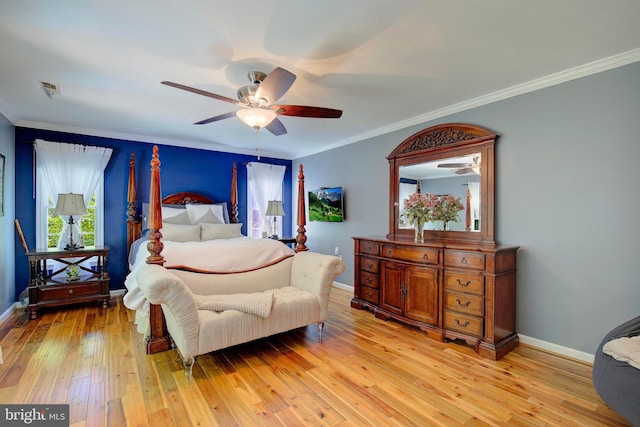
<box><xmin>186</xmin><ymin>204</ymin><xmax>225</xmax><ymax>224</ymax></box>
<box><xmin>160</xmin><ymin>223</ymin><xmax>201</xmax><ymax>242</ymax></box>
<box><xmin>200</xmin><ymin>223</ymin><xmax>243</xmax><ymax>240</ymax></box>
<box><xmin>161</xmin><ymin>206</ymin><xmax>191</xmax><ymax>225</ymax></box>
<box><xmin>214</xmin><ymin>202</ymin><xmax>230</xmax><ymax>224</ymax></box>
<box><xmin>142</xmin><ymin>203</ymin><xmax>187</xmax><ymax>230</ymax></box>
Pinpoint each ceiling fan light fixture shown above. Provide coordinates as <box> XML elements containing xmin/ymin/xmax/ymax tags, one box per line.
<box><xmin>236</xmin><ymin>108</ymin><xmax>277</xmax><ymax>130</ymax></box>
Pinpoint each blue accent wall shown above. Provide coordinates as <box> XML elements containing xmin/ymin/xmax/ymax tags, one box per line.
<box><xmin>14</xmin><ymin>127</ymin><xmax>292</xmax><ymax>299</ymax></box>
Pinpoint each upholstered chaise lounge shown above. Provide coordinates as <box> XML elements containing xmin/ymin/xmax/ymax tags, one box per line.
<box><xmin>135</xmin><ymin>251</ymin><xmax>345</xmax><ymax>376</ymax></box>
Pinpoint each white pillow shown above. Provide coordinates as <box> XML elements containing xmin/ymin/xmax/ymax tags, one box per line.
<box><xmin>160</xmin><ymin>223</ymin><xmax>201</xmax><ymax>242</ymax></box>
<box><xmin>186</xmin><ymin>204</ymin><xmax>225</xmax><ymax>224</ymax></box>
<box><xmin>162</xmin><ymin>206</ymin><xmax>191</xmax><ymax>225</ymax></box>
<box><xmin>200</xmin><ymin>223</ymin><xmax>243</xmax><ymax>240</ymax></box>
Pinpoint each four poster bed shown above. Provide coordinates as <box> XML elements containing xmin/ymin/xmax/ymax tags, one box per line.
<box><xmin>124</xmin><ymin>147</ymin><xmax>345</xmax><ymax>363</ymax></box>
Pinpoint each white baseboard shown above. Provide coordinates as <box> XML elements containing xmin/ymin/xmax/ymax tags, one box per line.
<box><xmin>518</xmin><ymin>334</ymin><xmax>594</xmax><ymax>364</ymax></box>
<box><xmin>0</xmin><ymin>302</ymin><xmax>20</xmax><ymax>325</ymax></box>
<box><xmin>330</xmin><ymin>283</ymin><xmax>595</xmax><ymax>364</ymax></box>
<box><xmin>332</xmin><ymin>281</ymin><xmax>352</xmax><ymax>292</ymax></box>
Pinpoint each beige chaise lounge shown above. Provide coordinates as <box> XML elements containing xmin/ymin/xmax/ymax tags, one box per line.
<box><xmin>135</xmin><ymin>251</ymin><xmax>345</xmax><ymax>377</ymax></box>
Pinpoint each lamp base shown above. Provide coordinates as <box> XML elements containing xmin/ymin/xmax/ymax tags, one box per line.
<box><xmin>64</xmin><ymin>243</ymin><xmax>82</xmax><ymax>250</ymax></box>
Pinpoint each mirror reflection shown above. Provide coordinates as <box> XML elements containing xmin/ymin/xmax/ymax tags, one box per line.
<box><xmin>398</xmin><ymin>153</ymin><xmax>481</xmax><ymax>232</ymax></box>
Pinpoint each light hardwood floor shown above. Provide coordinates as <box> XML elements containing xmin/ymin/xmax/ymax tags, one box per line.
<box><xmin>0</xmin><ymin>287</ymin><xmax>629</xmax><ymax>426</ymax></box>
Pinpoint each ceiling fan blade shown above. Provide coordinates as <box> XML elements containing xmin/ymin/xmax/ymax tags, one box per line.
<box><xmin>161</xmin><ymin>81</ymin><xmax>240</xmax><ymax>105</ymax></box>
<box><xmin>438</xmin><ymin>163</ymin><xmax>471</xmax><ymax>168</ymax></box>
<box><xmin>274</xmin><ymin>105</ymin><xmax>343</xmax><ymax>118</ymax></box>
<box><xmin>265</xmin><ymin>117</ymin><xmax>287</xmax><ymax>136</ymax></box>
<box><xmin>254</xmin><ymin>67</ymin><xmax>296</xmax><ymax>105</ymax></box>
<box><xmin>194</xmin><ymin>111</ymin><xmax>237</xmax><ymax>125</ymax></box>
<box><xmin>455</xmin><ymin>168</ymin><xmax>473</xmax><ymax>175</ymax></box>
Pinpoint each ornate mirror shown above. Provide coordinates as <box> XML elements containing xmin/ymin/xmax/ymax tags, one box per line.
<box><xmin>387</xmin><ymin>123</ymin><xmax>497</xmax><ymax>246</ymax></box>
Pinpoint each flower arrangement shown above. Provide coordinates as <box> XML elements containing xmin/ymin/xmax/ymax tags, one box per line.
<box><xmin>402</xmin><ymin>192</ymin><xmax>439</xmax><ymax>228</ymax></box>
<box><xmin>432</xmin><ymin>194</ymin><xmax>464</xmax><ymax>229</ymax></box>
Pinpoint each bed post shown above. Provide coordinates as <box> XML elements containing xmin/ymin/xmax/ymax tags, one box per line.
<box><xmin>295</xmin><ymin>164</ymin><xmax>308</xmax><ymax>252</ymax></box>
<box><xmin>126</xmin><ymin>151</ymin><xmax>140</xmax><ymax>262</ymax></box>
<box><xmin>145</xmin><ymin>145</ymin><xmax>170</xmax><ymax>354</ymax></box>
<box><xmin>146</xmin><ymin>146</ymin><xmax>165</xmax><ymax>265</ymax></box>
<box><xmin>230</xmin><ymin>162</ymin><xmax>239</xmax><ymax>223</ymax></box>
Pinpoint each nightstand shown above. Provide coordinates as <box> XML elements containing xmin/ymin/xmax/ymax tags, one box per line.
<box><xmin>26</xmin><ymin>245</ymin><xmax>110</xmax><ymax>319</ymax></box>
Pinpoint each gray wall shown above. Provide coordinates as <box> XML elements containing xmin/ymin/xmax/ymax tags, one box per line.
<box><xmin>0</xmin><ymin>113</ymin><xmax>15</xmax><ymax>315</ymax></box>
<box><xmin>293</xmin><ymin>61</ymin><xmax>640</xmax><ymax>355</ymax></box>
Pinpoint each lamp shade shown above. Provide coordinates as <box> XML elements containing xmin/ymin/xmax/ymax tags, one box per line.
<box><xmin>266</xmin><ymin>200</ymin><xmax>285</xmax><ymax>217</ymax></box>
<box><xmin>236</xmin><ymin>108</ymin><xmax>277</xmax><ymax>129</ymax></box>
<box><xmin>53</xmin><ymin>193</ymin><xmax>87</xmax><ymax>216</ymax></box>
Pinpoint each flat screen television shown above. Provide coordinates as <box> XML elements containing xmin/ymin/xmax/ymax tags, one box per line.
<box><xmin>308</xmin><ymin>187</ymin><xmax>344</xmax><ymax>222</ymax></box>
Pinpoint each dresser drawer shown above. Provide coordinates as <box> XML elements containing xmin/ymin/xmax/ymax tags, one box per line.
<box><xmin>444</xmin><ymin>250</ymin><xmax>485</xmax><ymax>270</ymax></box>
<box><xmin>381</xmin><ymin>244</ymin><xmax>440</xmax><ymax>265</ymax></box>
<box><xmin>360</xmin><ymin>271</ymin><xmax>379</xmax><ymax>289</ymax></box>
<box><xmin>37</xmin><ymin>282</ymin><xmax>102</xmax><ymax>301</ymax></box>
<box><xmin>444</xmin><ymin>291</ymin><xmax>484</xmax><ymax>316</ymax></box>
<box><xmin>360</xmin><ymin>257</ymin><xmax>379</xmax><ymax>273</ymax></box>
<box><xmin>444</xmin><ymin>311</ymin><xmax>483</xmax><ymax>338</ymax></box>
<box><xmin>444</xmin><ymin>271</ymin><xmax>484</xmax><ymax>295</ymax></box>
<box><xmin>361</xmin><ymin>286</ymin><xmax>379</xmax><ymax>305</ymax></box>
<box><xmin>360</xmin><ymin>240</ymin><xmax>380</xmax><ymax>256</ymax></box>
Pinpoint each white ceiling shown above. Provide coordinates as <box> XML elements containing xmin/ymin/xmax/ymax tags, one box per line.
<box><xmin>1</xmin><ymin>1</ymin><xmax>639</xmax><ymax>159</ymax></box>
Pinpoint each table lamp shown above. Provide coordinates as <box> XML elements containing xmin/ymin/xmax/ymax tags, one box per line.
<box><xmin>265</xmin><ymin>200</ymin><xmax>284</xmax><ymax>239</ymax></box>
<box><xmin>53</xmin><ymin>193</ymin><xmax>87</xmax><ymax>250</ymax></box>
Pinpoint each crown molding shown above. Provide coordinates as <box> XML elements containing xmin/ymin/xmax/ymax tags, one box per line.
<box><xmin>14</xmin><ymin>120</ymin><xmax>294</xmax><ymax>160</ymax></box>
<box><xmin>300</xmin><ymin>48</ymin><xmax>640</xmax><ymax>159</ymax></box>
<box><xmin>9</xmin><ymin>49</ymin><xmax>640</xmax><ymax>160</ymax></box>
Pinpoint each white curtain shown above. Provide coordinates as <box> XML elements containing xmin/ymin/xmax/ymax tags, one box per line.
<box><xmin>246</xmin><ymin>162</ymin><xmax>286</xmax><ymax>235</ymax></box>
<box><xmin>34</xmin><ymin>140</ymin><xmax>113</xmax><ymax>248</ymax></box>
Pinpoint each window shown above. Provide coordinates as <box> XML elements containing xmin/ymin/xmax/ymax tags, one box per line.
<box><xmin>37</xmin><ymin>174</ymin><xmax>105</xmax><ymax>249</ymax></box>
<box><xmin>44</xmin><ymin>192</ymin><xmax>100</xmax><ymax>248</ymax></box>
<box><xmin>246</xmin><ymin>162</ymin><xmax>285</xmax><ymax>238</ymax></box>
<box><xmin>34</xmin><ymin>140</ymin><xmax>112</xmax><ymax>250</ymax></box>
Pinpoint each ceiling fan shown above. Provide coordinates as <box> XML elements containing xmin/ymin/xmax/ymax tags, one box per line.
<box><xmin>161</xmin><ymin>67</ymin><xmax>342</xmax><ymax>136</ymax></box>
<box><xmin>437</xmin><ymin>156</ymin><xmax>480</xmax><ymax>175</ymax></box>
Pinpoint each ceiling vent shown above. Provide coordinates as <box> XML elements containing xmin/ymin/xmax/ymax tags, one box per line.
<box><xmin>40</xmin><ymin>81</ymin><xmax>61</xmax><ymax>98</ymax></box>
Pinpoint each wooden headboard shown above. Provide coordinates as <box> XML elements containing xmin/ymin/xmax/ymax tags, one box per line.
<box><xmin>162</xmin><ymin>192</ymin><xmax>214</xmax><ymax>205</ymax></box>
<box><xmin>125</xmin><ymin>151</ymin><xmax>240</xmax><ymax>255</ymax></box>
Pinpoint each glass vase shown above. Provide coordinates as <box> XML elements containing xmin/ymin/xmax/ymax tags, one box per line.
<box><xmin>414</xmin><ymin>220</ymin><xmax>425</xmax><ymax>244</ymax></box>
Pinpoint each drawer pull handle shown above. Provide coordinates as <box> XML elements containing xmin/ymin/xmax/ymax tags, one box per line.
<box><xmin>386</xmin><ymin>249</ymin><xmax>392</xmax><ymax>256</ymax></box>
<box><xmin>366</xmin><ymin>291</ymin><xmax>373</xmax><ymax>298</ymax></box>
<box><xmin>460</xmin><ymin>257</ymin><xmax>468</xmax><ymax>264</ymax></box>
<box><xmin>68</xmin><ymin>289</ymin><xmax>74</xmax><ymax>295</ymax></box>
<box><xmin>365</xmin><ymin>276</ymin><xmax>373</xmax><ymax>283</ymax></box>
<box><xmin>366</xmin><ymin>262</ymin><xmax>373</xmax><ymax>268</ymax></box>
<box><xmin>456</xmin><ymin>279</ymin><xmax>472</xmax><ymax>287</ymax></box>
<box><xmin>455</xmin><ymin>319</ymin><xmax>470</xmax><ymax>327</ymax></box>
<box><xmin>456</xmin><ymin>298</ymin><xmax>471</xmax><ymax>307</ymax></box>
<box><xmin>423</xmin><ymin>253</ymin><xmax>429</xmax><ymax>260</ymax></box>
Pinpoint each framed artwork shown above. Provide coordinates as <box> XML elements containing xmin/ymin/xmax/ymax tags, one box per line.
<box><xmin>0</xmin><ymin>153</ymin><xmax>4</xmax><ymax>216</ymax></box>
<box><xmin>308</xmin><ymin>187</ymin><xmax>344</xmax><ymax>222</ymax></box>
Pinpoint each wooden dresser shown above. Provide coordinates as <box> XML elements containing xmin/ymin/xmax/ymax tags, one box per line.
<box><xmin>352</xmin><ymin>237</ymin><xmax>519</xmax><ymax>359</ymax></box>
